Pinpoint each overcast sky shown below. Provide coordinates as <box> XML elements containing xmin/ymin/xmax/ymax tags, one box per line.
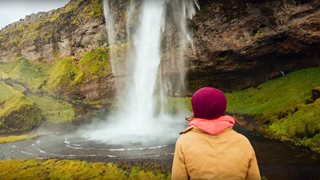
<box><xmin>0</xmin><ymin>0</ymin><xmax>70</xmax><ymax>29</ymax></box>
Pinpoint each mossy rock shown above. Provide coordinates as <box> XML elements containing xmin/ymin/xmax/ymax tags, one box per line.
<box><xmin>79</xmin><ymin>47</ymin><xmax>111</xmax><ymax>79</ymax></box>
<box><xmin>46</xmin><ymin>48</ymin><xmax>111</xmax><ymax>99</ymax></box>
<box><xmin>46</xmin><ymin>57</ymin><xmax>84</xmax><ymax>96</ymax></box>
<box><xmin>0</xmin><ymin>96</ymin><xmax>42</xmax><ymax>134</ymax></box>
<box><xmin>226</xmin><ymin>67</ymin><xmax>320</xmax><ymax>152</ymax></box>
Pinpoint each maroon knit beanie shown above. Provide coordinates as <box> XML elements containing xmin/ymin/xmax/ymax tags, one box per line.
<box><xmin>191</xmin><ymin>87</ymin><xmax>227</xmax><ymax>119</ymax></box>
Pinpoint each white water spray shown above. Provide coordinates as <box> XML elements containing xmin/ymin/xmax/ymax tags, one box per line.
<box><xmin>82</xmin><ymin>0</ymin><xmax>198</xmax><ymax>145</ymax></box>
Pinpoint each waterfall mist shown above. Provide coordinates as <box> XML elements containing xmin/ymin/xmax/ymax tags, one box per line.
<box><xmin>80</xmin><ymin>0</ymin><xmax>198</xmax><ymax>145</ymax></box>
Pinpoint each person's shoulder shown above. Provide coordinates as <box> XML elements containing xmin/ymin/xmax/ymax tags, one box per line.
<box><xmin>229</xmin><ymin>130</ymin><xmax>252</xmax><ymax>144</ymax></box>
<box><xmin>176</xmin><ymin>126</ymin><xmax>197</xmax><ymax>144</ymax></box>
<box><xmin>179</xmin><ymin>126</ymin><xmax>194</xmax><ymax>135</ymax></box>
<box><xmin>228</xmin><ymin>130</ymin><xmax>256</xmax><ymax>151</ymax></box>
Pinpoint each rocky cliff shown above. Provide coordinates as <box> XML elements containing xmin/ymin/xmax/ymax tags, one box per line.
<box><xmin>0</xmin><ymin>0</ymin><xmax>320</xmax><ymax>93</ymax></box>
<box><xmin>0</xmin><ymin>0</ymin><xmax>106</xmax><ymax>62</ymax></box>
<box><xmin>187</xmin><ymin>0</ymin><xmax>320</xmax><ymax>92</ymax></box>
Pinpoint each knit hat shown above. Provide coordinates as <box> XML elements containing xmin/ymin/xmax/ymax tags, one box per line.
<box><xmin>191</xmin><ymin>87</ymin><xmax>227</xmax><ymax>119</ymax></box>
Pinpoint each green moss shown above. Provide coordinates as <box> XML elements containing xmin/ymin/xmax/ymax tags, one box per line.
<box><xmin>0</xmin><ymin>82</ymin><xmax>18</xmax><ymax>103</ymax></box>
<box><xmin>0</xmin><ymin>160</ymin><xmax>169</xmax><ymax>180</ymax></box>
<box><xmin>226</xmin><ymin>67</ymin><xmax>320</xmax><ymax>152</ymax></box>
<box><xmin>128</xmin><ymin>167</ymin><xmax>169</xmax><ymax>180</ymax></box>
<box><xmin>0</xmin><ymin>95</ymin><xmax>31</xmax><ymax>117</ymax></box>
<box><xmin>0</xmin><ymin>81</ymin><xmax>42</xmax><ymax>134</ymax></box>
<box><xmin>0</xmin><ymin>82</ymin><xmax>33</xmax><ymax>118</ymax></box>
<box><xmin>83</xmin><ymin>0</ymin><xmax>104</xmax><ymax>17</ymax></box>
<box><xmin>301</xmin><ymin>133</ymin><xmax>320</xmax><ymax>152</ymax></box>
<box><xmin>29</xmin><ymin>95</ymin><xmax>75</xmax><ymax>124</ymax></box>
<box><xmin>0</xmin><ymin>134</ymin><xmax>36</xmax><ymax>144</ymax></box>
<box><xmin>0</xmin><ymin>94</ymin><xmax>42</xmax><ymax>134</ymax></box>
<box><xmin>250</xmin><ymin>29</ymin><xmax>263</xmax><ymax>37</ymax></box>
<box><xmin>0</xmin><ymin>58</ymin><xmax>51</xmax><ymax>92</ymax></box>
<box><xmin>267</xmin><ymin>99</ymin><xmax>320</xmax><ymax>152</ymax></box>
<box><xmin>79</xmin><ymin>48</ymin><xmax>111</xmax><ymax>79</ymax></box>
<box><xmin>46</xmin><ymin>48</ymin><xmax>111</xmax><ymax>94</ymax></box>
<box><xmin>226</xmin><ymin>68</ymin><xmax>320</xmax><ymax>114</ymax></box>
<box><xmin>0</xmin><ymin>0</ymin><xmax>103</xmax><ymax>52</ymax></box>
<box><xmin>47</xmin><ymin>57</ymin><xmax>84</xmax><ymax>92</ymax></box>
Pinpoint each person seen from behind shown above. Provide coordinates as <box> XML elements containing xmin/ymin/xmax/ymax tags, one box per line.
<box><xmin>172</xmin><ymin>87</ymin><xmax>261</xmax><ymax>180</ymax></box>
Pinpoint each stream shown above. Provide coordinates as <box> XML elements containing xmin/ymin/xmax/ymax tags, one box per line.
<box><xmin>0</xmin><ymin>120</ymin><xmax>319</xmax><ymax>180</ymax></box>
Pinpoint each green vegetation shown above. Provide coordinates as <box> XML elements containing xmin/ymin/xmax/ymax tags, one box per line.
<box><xmin>47</xmin><ymin>48</ymin><xmax>111</xmax><ymax>94</ymax></box>
<box><xmin>226</xmin><ymin>67</ymin><xmax>320</xmax><ymax>152</ymax></box>
<box><xmin>0</xmin><ymin>160</ymin><xmax>169</xmax><ymax>180</ymax></box>
<box><xmin>83</xmin><ymin>0</ymin><xmax>104</xmax><ymax>18</ymax></box>
<box><xmin>250</xmin><ymin>29</ymin><xmax>263</xmax><ymax>37</ymax></box>
<box><xmin>0</xmin><ymin>82</ymin><xmax>42</xmax><ymax>133</ymax></box>
<box><xmin>79</xmin><ymin>48</ymin><xmax>111</xmax><ymax>79</ymax></box>
<box><xmin>0</xmin><ymin>47</ymin><xmax>112</xmax><ymax>132</ymax></box>
<box><xmin>0</xmin><ymin>134</ymin><xmax>35</xmax><ymax>143</ymax></box>
<box><xmin>0</xmin><ymin>82</ymin><xmax>18</xmax><ymax>102</ymax></box>
<box><xmin>227</xmin><ymin>68</ymin><xmax>320</xmax><ymax>114</ymax></box>
<box><xmin>29</xmin><ymin>95</ymin><xmax>75</xmax><ymax>124</ymax></box>
<box><xmin>47</xmin><ymin>57</ymin><xmax>84</xmax><ymax>92</ymax></box>
<box><xmin>0</xmin><ymin>58</ymin><xmax>51</xmax><ymax>92</ymax></box>
<box><xmin>167</xmin><ymin>96</ymin><xmax>191</xmax><ymax>114</ymax></box>
<box><xmin>0</xmin><ymin>0</ymin><xmax>103</xmax><ymax>53</ymax></box>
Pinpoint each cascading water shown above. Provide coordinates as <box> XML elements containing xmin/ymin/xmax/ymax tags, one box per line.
<box><xmin>82</xmin><ymin>0</ymin><xmax>198</xmax><ymax>145</ymax></box>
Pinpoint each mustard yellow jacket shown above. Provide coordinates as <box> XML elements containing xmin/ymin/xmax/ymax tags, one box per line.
<box><xmin>172</xmin><ymin>127</ymin><xmax>261</xmax><ymax>180</ymax></box>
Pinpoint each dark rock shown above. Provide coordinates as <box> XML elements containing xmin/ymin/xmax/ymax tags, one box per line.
<box><xmin>312</xmin><ymin>86</ymin><xmax>320</xmax><ymax>101</ymax></box>
<box><xmin>187</xmin><ymin>0</ymin><xmax>320</xmax><ymax>92</ymax></box>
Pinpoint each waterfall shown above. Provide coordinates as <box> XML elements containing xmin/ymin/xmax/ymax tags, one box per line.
<box><xmin>83</xmin><ymin>0</ymin><xmax>198</xmax><ymax>145</ymax></box>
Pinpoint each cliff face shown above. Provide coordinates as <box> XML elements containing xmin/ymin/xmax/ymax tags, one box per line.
<box><xmin>0</xmin><ymin>0</ymin><xmax>319</xmax><ymax>93</ymax></box>
<box><xmin>0</xmin><ymin>0</ymin><xmax>115</xmax><ymax>104</ymax></box>
<box><xmin>187</xmin><ymin>0</ymin><xmax>320</xmax><ymax>92</ymax></box>
<box><xmin>0</xmin><ymin>0</ymin><xmax>106</xmax><ymax>62</ymax></box>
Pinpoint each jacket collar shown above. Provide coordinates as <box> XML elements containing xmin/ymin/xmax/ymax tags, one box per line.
<box><xmin>188</xmin><ymin>115</ymin><xmax>235</xmax><ymax>135</ymax></box>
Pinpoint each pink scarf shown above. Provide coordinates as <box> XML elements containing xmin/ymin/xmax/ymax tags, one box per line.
<box><xmin>189</xmin><ymin>115</ymin><xmax>235</xmax><ymax>135</ymax></box>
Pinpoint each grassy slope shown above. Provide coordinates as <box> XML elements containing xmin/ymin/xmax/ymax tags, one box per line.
<box><xmin>0</xmin><ymin>160</ymin><xmax>169</xmax><ymax>180</ymax></box>
<box><xmin>0</xmin><ymin>82</ymin><xmax>34</xmax><ymax>117</ymax></box>
<box><xmin>0</xmin><ymin>0</ymin><xmax>104</xmax><ymax>52</ymax></box>
<box><xmin>29</xmin><ymin>95</ymin><xmax>75</xmax><ymax>124</ymax></box>
<box><xmin>0</xmin><ymin>82</ymin><xmax>41</xmax><ymax>133</ymax></box>
<box><xmin>0</xmin><ymin>58</ymin><xmax>51</xmax><ymax>92</ymax></box>
<box><xmin>0</xmin><ymin>48</ymin><xmax>111</xmax><ymax>127</ymax></box>
<box><xmin>0</xmin><ymin>60</ymin><xmax>75</xmax><ymax>125</ymax></box>
<box><xmin>227</xmin><ymin>68</ymin><xmax>320</xmax><ymax>114</ymax></box>
<box><xmin>226</xmin><ymin>67</ymin><xmax>320</xmax><ymax>152</ymax></box>
<box><xmin>0</xmin><ymin>81</ymin><xmax>18</xmax><ymax>102</ymax></box>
